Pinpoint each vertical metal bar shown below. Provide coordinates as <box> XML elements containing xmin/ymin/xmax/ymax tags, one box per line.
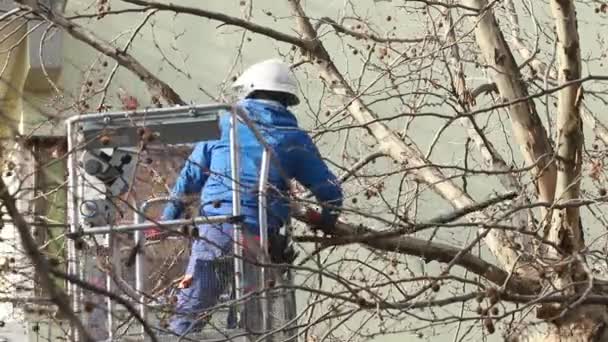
<box><xmin>230</xmin><ymin>110</ymin><xmax>244</xmax><ymax>325</ymax></box>
<box><xmin>105</xmin><ymin>233</ymin><xmax>114</xmax><ymax>341</ymax></box>
<box><xmin>133</xmin><ymin>197</ymin><xmax>172</xmax><ymax>340</ymax></box>
<box><xmin>66</xmin><ymin>120</ymin><xmax>81</xmax><ymax>342</ymax></box>
<box><xmin>134</xmin><ymin>203</ymin><xmax>147</xmax><ymax>339</ymax></box>
<box><xmin>258</xmin><ymin>149</ymin><xmax>271</xmax><ymax>335</ymax></box>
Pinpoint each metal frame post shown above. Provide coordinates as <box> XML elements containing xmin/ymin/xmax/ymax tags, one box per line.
<box><xmin>133</xmin><ymin>197</ymin><xmax>172</xmax><ymax>339</ymax></box>
<box><xmin>105</xmin><ymin>232</ymin><xmax>115</xmax><ymax>341</ymax></box>
<box><xmin>66</xmin><ymin>118</ymin><xmax>82</xmax><ymax>342</ymax></box>
<box><xmin>133</xmin><ymin>219</ymin><xmax>145</xmax><ymax>339</ymax></box>
<box><xmin>258</xmin><ymin>149</ymin><xmax>271</xmax><ymax>334</ymax></box>
<box><xmin>229</xmin><ymin>110</ymin><xmax>244</xmax><ymax>326</ymax></box>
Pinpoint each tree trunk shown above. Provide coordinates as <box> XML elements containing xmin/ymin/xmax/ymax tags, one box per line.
<box><xmin>542</xmin><ymin>1</ymin><xmax>607</xmax><ymax>340</ymax></box>
<box><xmin>462</xmin><ymin>0</ymin><xmax>557</xmax><ymax>211</ymax></box>
<box><xmin>547</xmin><ymin>0</ymin><xmax>584</xmax><ymax>253</ymax></box>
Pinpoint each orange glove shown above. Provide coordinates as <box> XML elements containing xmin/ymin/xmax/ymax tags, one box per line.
<box><xmin>178</xmin><ymin>274</ymin><xmax>193</xmax><ymax>289</ymax></box>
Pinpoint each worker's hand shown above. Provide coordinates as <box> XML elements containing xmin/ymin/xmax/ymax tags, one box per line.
<box><xmin>305</xmin><ymin>208</ymin><xmax>323</xmax><ymax>226</ymax></box>
<box><xmin>306</xmin><ymin>208</ymin><xmax>337</xmax><ymax>235</ymax></box>
<box><xmin>178</xmin><ymin>274</ymin><xmax>193</xmax><ymax>289</ymax></box>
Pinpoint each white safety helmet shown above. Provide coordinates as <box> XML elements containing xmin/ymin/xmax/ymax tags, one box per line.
<box><xmin>231</xmin><ymin>59</ymin><xmax>300</xmax><ymax>106</ymax></box>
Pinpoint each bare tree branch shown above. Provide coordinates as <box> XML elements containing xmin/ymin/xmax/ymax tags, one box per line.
<box><xmin>317</xmin><ymin>17</ymin><xmax>433</xmax><ymax>44</ymax></box>
<box><xmin>121</xmin><ymin>0</ymin><xmax>308</xmax><ymax>48</ymax></box>
<box><xmin>14</xmin><ymin>2</ymin><xmax>186</xmax><ymax>106</ymax></box>
<box><xmin>287</xmin><ymin>0</ymin><xmax>524</xmax><ymax>274</ymax></box>
<box><xmin>50</xmin><ymin>269</ymin><xmax>160</xmax><ymax>342</ymax></box>
<box><xmin>582</xmin><ymin>108</ymin><xmax>608</xmax><ymax>146</ymax></box>
<box><xmin>0</xmin><ymin>156</ymin><xmax>94</xmax><ymax>342</ymax></box>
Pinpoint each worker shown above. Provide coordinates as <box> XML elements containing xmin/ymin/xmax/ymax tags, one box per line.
<box><xmin>159</xmin><ymin>59</ymin><xmax>344</xmax><ymax>336</ymax></box>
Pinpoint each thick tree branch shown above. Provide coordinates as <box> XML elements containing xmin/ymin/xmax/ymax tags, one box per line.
<box><xmin>462</xmin><ymin>0</ymin><xmax>557</xmax><ymax>210</ymax></box>
<box><xmin>441</xmin><ymin>7</ymin><xmax>531</xmax><ymax>251</ymax></box>
<box><xmin>504</xmin><ymin>0</ymin><xmax>608</xmax><ymax>157</ymax></box>
<box><xmin>547</xmin><ymin>0</ymin><xmax>584</xmax><ymax>253</ymax></box>
<box><xmin>292</xmin><ymin>206</ymin><xmax>539</xmax><ymax>295</ymax></box>
<box><xmin>301</xmin><ymin>191</ymin><xmax>517</xmax><ymax>245</ymax></box>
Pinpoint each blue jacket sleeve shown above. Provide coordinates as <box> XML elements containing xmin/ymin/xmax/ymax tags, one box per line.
<box><xmin>161</xmin><ymin>142</ymin><xmax>213</xmax><ymax>220</ymax></box>
<box><xmin>290</xmin><ymin>134</ymin><xmax>343</xmax><ymax>226</ymax></box>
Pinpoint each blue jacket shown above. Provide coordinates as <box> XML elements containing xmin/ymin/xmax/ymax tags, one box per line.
<box><xmin>161</xmin><ymin>99</ymin><xmax>343</xmax><ymax>234</ymax></box>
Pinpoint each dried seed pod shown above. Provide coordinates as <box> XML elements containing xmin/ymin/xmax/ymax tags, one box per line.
<box><xmin>84</xmin><ymin>301</ymin><xmax>95</xmax><ymax>313</ymax></box>
<box><xmin>483</xmin><ymin>318</ymin><xmax>495</xmax><ymax>334</ymax></box>
<box><xmin>99</xmin><ymin>135</ymin><xmax>111</xmax><ymax>146</ymax></box>
<box><xmin>357</xmin><ymin>297</ymin><xmax>366</xmax><ymax>306</ymax></box>
<box><xmin>75</xmin><ymin>239</ymin><xmax>85</xmax><ymax>250</ymax></box>
<box><xmin>486</xmin><ymin>287</ymin><xmax>500</xmax><ymax>305</ymax></box>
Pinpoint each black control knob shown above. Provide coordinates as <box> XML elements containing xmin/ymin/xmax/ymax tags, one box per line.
<box><xmin>84</xmin><ymin>159</ymin><xmax>103</xmax><ymax>176</ymax></box>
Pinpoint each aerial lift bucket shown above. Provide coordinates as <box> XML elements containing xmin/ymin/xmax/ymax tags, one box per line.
<box><xmin>64</xmin><ymin>104</ymin><xmax>298</xmax><ymax>342</ymax></box>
